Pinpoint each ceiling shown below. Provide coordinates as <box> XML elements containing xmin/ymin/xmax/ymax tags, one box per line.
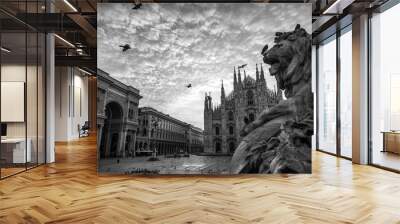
<box><xmin>0</xmin><ymin>0</ymin><xmax>98</xmax><ymax>70</ymax></box>
<box><xmin>0</xmin><ymin>0</ymin><xmax>393</xmax><ymax>71</ymax></box>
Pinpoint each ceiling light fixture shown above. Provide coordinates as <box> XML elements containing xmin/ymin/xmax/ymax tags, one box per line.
<box><xmin>322</xmin><ymin>0</ymin><xmax>354</xmax><ymax>15</ymax></box>
<box><xmin>1</xmin><ymin>47</ymin><xmax>11</xmax><ymax>53</ymax></box>
<box><xmin>63</xmin><ymin>0</ymin><xmax>78</xmax><ymax>12</ymax></box>
<box><xmin>54</xmin><ymin>34</ymin><xmax>75</xmax><ymax>48</ymax></box>
<box><xmin>78</xmin><ymin>67</ymin><xmax>92</xmax><ymax>76</ymax></box>
<box><xmin>76</xmin><ymin>48</ymin><xmax>85</xmax><ymax>55</ymax></box>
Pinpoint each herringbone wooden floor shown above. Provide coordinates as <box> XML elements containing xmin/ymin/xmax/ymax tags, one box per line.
<box><xmin>1</xmin><ymin>135</ymin><xmax>400</xmax><ymax>224</ymax></box>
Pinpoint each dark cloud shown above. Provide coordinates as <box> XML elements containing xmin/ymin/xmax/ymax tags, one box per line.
<box><xmin>98</xmin><ymin>3</ymin><xmax>311</xmax><ymax>129</ymax></box>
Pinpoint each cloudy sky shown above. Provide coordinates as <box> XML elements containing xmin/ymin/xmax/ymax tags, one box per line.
<box><xmin>98</xmin><ymin>3</ymin><xmax>311</xmax><ymax>129</ymax></box>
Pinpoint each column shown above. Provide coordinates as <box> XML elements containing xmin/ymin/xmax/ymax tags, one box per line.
<box><xmin>97</xmin><ymin>123</ymin><xmax>104</xmax><ymax>158</ymax></box>
<box><xmin>105</xmin><ymin>125</ymin><xmax>111</xmax><ymax>157</ymax></box>
<box><xmin>119</xmin><ymin>127</ymin><xmax>128</xmax><ymax>158</ymax></box>
<box><xmin>46</xmin><ymin>0</ymin><xmax>56</xmax><ymax>163</ymax></box>
<box><xmin>132</xmin><ymin>131</ymin><xmax>137</xmax><ymax>157</ymax></box>
<box><xmin>352</xmin><ymin>14</ymin><xmax>369</xmax><ymax>164</ymax></box>
<box><xmin>88</xmin><ymin>77</ymin><xmax>97</xmax><ymax>133</ymax></box>
<box><xmin>189</xmin><ymin>131</ymin><xmax>192</xmax><ymax>154</ymax></box>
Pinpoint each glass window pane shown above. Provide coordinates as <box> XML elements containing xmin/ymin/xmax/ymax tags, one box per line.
<box><xmin>340</xmin><ymin>28</ymin><xmax>352</xmax><ymax>158</ymax></box>
<box><xmin>38</xmin><ymin>33</ymin><xmax>45</xmax><ymax>165</ymax></box>
<box><xmin>1</xmin><ymin>31</ymin><xmax>27</xmax><ymax>177</ymax></box>
<box><xmin>318</xmin><ymin>36</ymin><xmax>337</xmax><ymax>154</ymax></box>
<box><xmin>27</xmin><ymin>31</ymin><xmax>38</xmax><ymax>168</ymax></box>
<box><xmin>0</xmin><ymin>1</ymin><xmax>46</xmax><ymax>179</ymax></box>
<box><xmin>371</xmin><ymin>3</ymin><xmax>400</xmax><ymax>171</ymax></box>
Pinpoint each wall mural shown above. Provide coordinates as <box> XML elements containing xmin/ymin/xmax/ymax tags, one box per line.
<box><xmin>97</xmin><ymin>3</ymin><xmax>312</xmax><ymax>174</ymax></box>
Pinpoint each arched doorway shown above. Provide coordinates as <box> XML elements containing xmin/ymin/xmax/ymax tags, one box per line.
<box><xmin>229</xmin><ymin>142</ymin><xmax>235</xmax><ymax>153</ymax></box>
<box><xmin>215</xmin><ymin>126</ymin><xmax>220</xmax><ymax>135</ymax></box>
<box><xmin>110</xmin><ymin>133</ymin><xmax>119</xmax><ymax>157</ymax></box>
<box><xmin>215</xmin><ymin>141</ymin><xmax>221</xmax><ymax>153</ymax></box>
<box><xmin>100</xmin><ymin>101</ymin><xmax>123</xmax><ymax>158</ymax></box>
<box><xmin>249</xmin><ymin>113</ymin><xmax>255</xmax><ymax>122</ymax></box>
<box><xmin>247</xmin><ymin>90</ymin><xmax>254</xmax><ymax>105</ymax></box>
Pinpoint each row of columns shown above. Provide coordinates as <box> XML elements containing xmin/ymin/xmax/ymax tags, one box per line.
<box><xmin>135</xmin><ymin>140</ymin><xmax>192</xmax><ymax>156</ymax></box>
<box><xmin>98</xmin><ymin>121</ymin><xmax>138</xmax><ymax>158</ymax></box>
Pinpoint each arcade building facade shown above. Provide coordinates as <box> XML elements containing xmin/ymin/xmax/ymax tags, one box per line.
<box><xmin>97</xmin><ymin>70</ymin><xmax>204</xmax><ymax>159</ymax></box>
<box><xmin>97</xmin><ymin>69</ymin><xmax>141</xmax><ymax>159</ymax></box>
<box><xmin>136</xmin><ymin>107</ymin><xmax>204</xmax><ymax>156</ymax></box>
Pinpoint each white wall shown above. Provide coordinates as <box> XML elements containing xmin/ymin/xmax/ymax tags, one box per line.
<box><xmin>55</xmin><ymin>67</ymin><xmax>89</xmax><ymax>141</ymax></box>
<box><xmin>1</xmin><ymin>63</ymin><xmax>46</xmax><ymax>164</ymax></box>
<box><xmin>1</xmin><ymin>65</ymin><xmax>40</xmax><ymax>137</ymax></box>
<box><xmin>55</xmin><ymin>66</ymin><xmax>68</xmax><ymax>141</ymax></box>
<box><xmin>71</xmin><ymin>73</ymin><xmax>89</xmax><ymax>138</ymax></box>
<box><xmin>1</xmin><ymin>65</ymin><xmax>26</xmax><ymax>137</ymax></box>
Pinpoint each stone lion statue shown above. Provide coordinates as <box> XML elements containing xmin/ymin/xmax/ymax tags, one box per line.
<box><xmin>231</xmin><ymin>24</ymin><xmax>313</xmax><ymax>174</ymax></box>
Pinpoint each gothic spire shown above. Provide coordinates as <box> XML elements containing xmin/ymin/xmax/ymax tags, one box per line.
<box><xmin>238</xmin><ymin>68</ymin><xmax>242</xmax><ymax>87</ymax></box>
<box><xmin>260</xmin><ymin>63</ymin><xmax>265</xmax><ymax>81</ymax></box>
<box><xmin>221</xmin><ymin>80</ymin><xmax>225</xmax><ymax>99</ymax></box>
<box><xmin>233</xmin><ymin>66</ymin><xmax>237</xmax><ymax>88</ymax></box>
<box><xmin>256</xmin><ymin>63</ymin><xmax>260</xmax><ymax>81</ymax></box>
<box><xmin>208</xmin><ymin>92</ymin><xmax>212</xmax><ymax>109</ymax></box>
<box><xmin>204</xmin><ymin>92</ymin><xmax>208</xmax><ymax>111</ymax></box>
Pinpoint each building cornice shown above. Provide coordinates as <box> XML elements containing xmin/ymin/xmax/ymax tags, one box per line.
<box><xmin>139</xmin><ymin>107</ymin><xmax>203</xmax><ymax>132</ymax></box>
<box><xmin>97</xmin><ymin>68</ymin><xmax>142</xmax><ymax>99</ymax></box>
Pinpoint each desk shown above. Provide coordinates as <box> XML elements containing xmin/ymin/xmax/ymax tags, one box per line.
<box><xmin>382</xmin><ymin>131</ymin><xmax>400</xmax><ymax>154</ymax></box>
<box><xmin>1</xmin><ymin>138</ymin><xmax>31</xmax><ymax>163</ymax></box>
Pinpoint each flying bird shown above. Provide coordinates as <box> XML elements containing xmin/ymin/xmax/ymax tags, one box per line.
<box><xmin>119</xmin><ymin>44</ymin><xmax>131</xmax><ymax>52</ymax></box>
<box><xmin>132</xmin><ymin>2</ymin><xmax>142</xmax><ymax>10</ymax></box>
<box><xmin>186</xmin><ymin>84</ymin><xmax>192</xmax><ymax>88</ymax></box>
<box><xmin>238</xmin><ymin>64</ymin><xmax>247</xmax><ymax>69</ymax></box>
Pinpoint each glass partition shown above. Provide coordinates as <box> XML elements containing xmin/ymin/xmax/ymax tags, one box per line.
<box><xmin>0</xmin><ymin>2</ymin><xmax>46</xmax><ymax>179</ymax></box>
<box><xmin>339</xmin><ymin>26</ymin><xmax>352</xmax><ymax>158</ymax></box>
<box><xmin>317</xmin><ymin>35</ymin><xmax>337</xmax><ymax>154</ymax></box>
<box><xmin>370</xmin><ymin>3</ymin><xmax>400</xmax><ymax>171</ymax></box>
<box><xmin>1</xmin><ymin>31</ymin><xmax>28</xmax><ymax>177</ymax></box>
<box><xmin>38</xmin><ymin>32</ymin><xmax>45</xmax><ymax>165</ymax></box>
<box><xmin>27</xmin><ymin>31</ymin><xmax>38</xmax><ymax>169</ymax></box>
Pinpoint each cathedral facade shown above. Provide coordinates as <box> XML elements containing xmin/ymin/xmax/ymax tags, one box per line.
<box><xmin>203</xmin><ymin>64</ymin><xmax>282</xmax><ymax>154</ymax></box>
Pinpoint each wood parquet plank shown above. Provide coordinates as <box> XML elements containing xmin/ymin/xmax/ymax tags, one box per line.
<box><xmin>1</xmin><ymin>135</ymin><xmax>400</xmax><ymax>223</ymax></box>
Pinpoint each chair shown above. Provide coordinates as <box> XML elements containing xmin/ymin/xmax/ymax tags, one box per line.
<box><xmin>79</xmin><ymin>121</ymin><xmax>90</xmax><ymax>138</ymax></box>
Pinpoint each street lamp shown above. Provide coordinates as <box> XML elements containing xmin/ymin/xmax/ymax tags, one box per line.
<box><xmin>147</xmin><ymin>117</ymin><xmax>160</xmax><ymax>161</ymax></box>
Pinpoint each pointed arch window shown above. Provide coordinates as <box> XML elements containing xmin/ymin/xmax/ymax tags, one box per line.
<box><xmin>228</xmin><ymin>111</ymin><xmax>234</xmax><ymax>121</ymax></box>
<box><xmin>247</xmin><ymin>90</ymin><xmax>254</xmax><ymax>105</ymax></box>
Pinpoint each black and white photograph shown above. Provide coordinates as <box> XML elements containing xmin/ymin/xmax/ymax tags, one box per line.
<box><xmin>4</xmin><ymin>1</ymin><xmax>400</xmax><ymax>222</ymax></box>
<box><xmin>97</xmin><ymin>3</ymin><xmax>312</xmax><ymax>174</ymax></box>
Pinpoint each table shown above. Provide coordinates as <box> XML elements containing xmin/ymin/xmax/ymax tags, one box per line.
<box><xmin>382</xmin><ymin>131</ymin><xmax>400</xmax><ymax>154</ymax></box>
<box><xmin>1</xmin><ymin>138</ymin><xmax>31</xmax><ymax>163</ymax></box>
